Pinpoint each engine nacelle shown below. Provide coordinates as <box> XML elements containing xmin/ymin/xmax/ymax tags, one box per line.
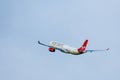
<box><xmin>48</xmin><ymin>47</ymin><xmax>55</xmax><ymax>52</ymax></box>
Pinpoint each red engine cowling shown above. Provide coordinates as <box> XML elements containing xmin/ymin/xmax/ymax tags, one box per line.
<box><xmin>48</xmin><ymin>48</ymin><xmax>55</xmax><ymax>52</ymax></box>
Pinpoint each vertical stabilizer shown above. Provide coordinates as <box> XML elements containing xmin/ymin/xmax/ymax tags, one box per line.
<box><xmin>78</xmin><ymin>39</ymin><xmax>88</xmax><ymax>53</ymax></box>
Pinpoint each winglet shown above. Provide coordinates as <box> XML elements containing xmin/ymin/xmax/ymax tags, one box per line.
<box><xmin>38</xmin><ymin>40</ymin><xmax>40</xmax><ymax>44</ymax></box>
<box><xmin>38</xmin><ymin>40</ymin><xmax>50</xmax><ymax>47</ymax></box>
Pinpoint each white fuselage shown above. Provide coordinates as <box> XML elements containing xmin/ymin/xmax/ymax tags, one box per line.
<box><xmin>49</xmin><ymin>41</ymin><xmax>79</xmax><ymax>54</ymax></box>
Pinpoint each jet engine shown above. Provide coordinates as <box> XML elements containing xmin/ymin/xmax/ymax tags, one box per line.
<box><xmin>48</xmin><ymin>47</ymin><xmax>55</xmax><ymax>52</ymax></box>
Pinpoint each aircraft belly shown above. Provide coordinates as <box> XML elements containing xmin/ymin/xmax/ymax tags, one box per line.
<box><xmin>49</xmin><ymin>41</ymin><xmax>79</xmax><ymax>54</ymax></box>
<box><xmin>62</xmin><ymin>45</ymin><xmax>78</xmax><ymax>54</ymax></box>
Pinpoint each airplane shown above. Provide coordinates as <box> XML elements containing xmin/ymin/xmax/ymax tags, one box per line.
<box><xmin>38</xmin><ymin>39</ymin><xmax>109</xmax><ymax>55</ymax></box>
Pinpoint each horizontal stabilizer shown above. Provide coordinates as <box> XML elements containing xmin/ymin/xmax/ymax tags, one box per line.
<box><xmin>86</xmin><ymin>48</ymin><xmax>109</xmax><ymax>53</ymax></box>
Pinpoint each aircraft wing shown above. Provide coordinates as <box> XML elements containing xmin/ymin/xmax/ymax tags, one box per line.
<box><xmin>38</xmin><ymin>41</ymin><xmax>69</xmax><ymax>53</ymax></box>
<box><xmin>86</xmin><ymin>48</ymin><xmax>109</xmax><ymax>53</ymax></box>
<box><xmin>38</xmin><ymin>41</ymin><xmax>51</xmax><ymax>47</ymax></box>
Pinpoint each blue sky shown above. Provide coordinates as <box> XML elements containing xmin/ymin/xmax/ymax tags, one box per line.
<box><xmin>0</xmin><ymin>0</ymin><xmax>120</xmax><ymax>80</ymax></box>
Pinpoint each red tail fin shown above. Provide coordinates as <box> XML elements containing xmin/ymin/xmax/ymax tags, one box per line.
<box><xmin>82</xmin><ymin>39</ymin><xmax>88</xmax><ymax>48</ymax></box>
<box><xmin>78</xmin><ymin>39</ymin><xmax>88</xmax><ymax>53</ymax></box>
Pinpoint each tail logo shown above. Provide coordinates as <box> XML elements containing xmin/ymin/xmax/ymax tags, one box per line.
<box><xmin>78</xmin><ymin>39</ymin><xmax>88</xmax><ymax>53</ymax></box>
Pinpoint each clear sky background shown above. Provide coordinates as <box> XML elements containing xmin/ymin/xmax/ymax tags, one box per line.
<box><xmin>0</xmin><ymin>0</ymin><xmax>120</xmax><ymax>80</ymax></box>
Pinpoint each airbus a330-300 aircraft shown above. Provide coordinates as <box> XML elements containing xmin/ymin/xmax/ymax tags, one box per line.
<box><xmin>38</xmin><ymin>39</ymin><xmax>109</xmax><ymax>55</ymax></box>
